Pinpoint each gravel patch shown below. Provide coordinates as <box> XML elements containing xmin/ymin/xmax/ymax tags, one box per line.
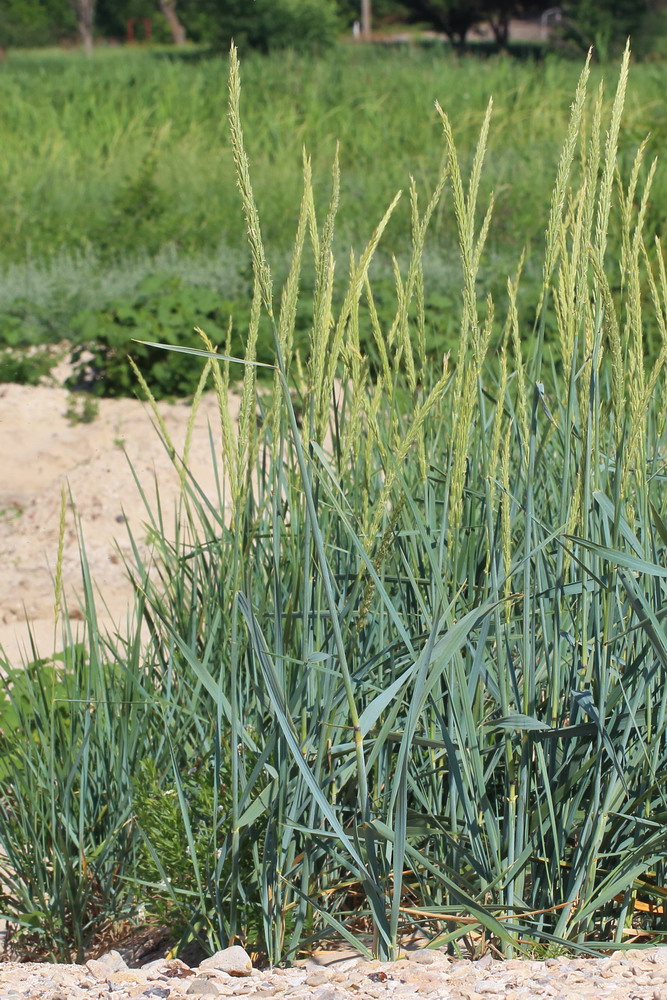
<box><xmin>2</xmin><ymin>946</ymin><xmax>667</xmax><ymax>1000</ymax></box>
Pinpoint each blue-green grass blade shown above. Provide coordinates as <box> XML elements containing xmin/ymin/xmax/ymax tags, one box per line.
<box><xmin>134</xmin><ymin>339</ymin><xmax>276</xmax><ymax>368</ymax></box>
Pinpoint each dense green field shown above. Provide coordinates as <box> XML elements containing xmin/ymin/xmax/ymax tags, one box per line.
<box><xmin>1</xmin><ymin>45</ymin><xmax>667</xmax><ymax>393</ymax></box>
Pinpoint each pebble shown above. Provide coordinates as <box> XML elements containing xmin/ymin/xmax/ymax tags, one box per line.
<box><xmin>198</xmin><ymin>946</ymin><xmax>252</xmax><ymax>977</ymax></box>
<box><xmin>1</xmin><ymin>947</ymin><xmax>667</xmax><ymax>1000</ymax></box>
<box><xmin>186</xmin><ymin>981</ymin><xmax>219</xmax><ymax>996</ymax></box>
<box><xmin>87</xmin><ymin>951</ymin><xmax>129</xmax><ymax>978</ymax></box>
<box><xmin>306</xmin><ymin>973</ymin><xmax>330</xmax><ymax>986</ymax></box>
<box><xmin>405</xmin><ymin>949</ymin><xmax>448</xmax><ymax>967</ymax></box>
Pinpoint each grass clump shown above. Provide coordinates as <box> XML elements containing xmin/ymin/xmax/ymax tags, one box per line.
<box><xmin>2</xmin><ymin>44</ymin><xmax>667</xmax><ymax>965</ymax></box>
<box><xmin>0</xmin><ymin>645</ymin><xmax>146</xmax><ymax>961</ymax></box>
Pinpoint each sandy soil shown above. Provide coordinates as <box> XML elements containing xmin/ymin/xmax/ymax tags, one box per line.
<box><xmin>0</xmin><ymin>379</ymin><xmax>231</xmax><ymax>670</ymax></box>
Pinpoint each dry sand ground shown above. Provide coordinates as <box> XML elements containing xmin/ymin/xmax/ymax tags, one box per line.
<box><xmin>0</xmin><ymin>379</ymin><xmax>230</xmax><ymax>670</ymax></box>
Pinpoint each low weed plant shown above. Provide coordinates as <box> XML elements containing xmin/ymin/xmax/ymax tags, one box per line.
<box><xmin>2</xmin><ymin>45</ymin><xmax>667</xmax><ymax>965</ymax></box>
<box><xmin>64</xmin><ymin>393</ymin><xmax>99</xmax><ymax>424</ymax></box>
<box><xmin>0</xmin><ymin>642</ymin><xmax>145</xmax><ymax>961</ymax></box>
<box><xmin>64</xmin><ymin>272</ymin><xmax>460</xmax><ymax>399</ymax></box>
<box><xmin>0</xmin><ymin>344</ymin><xmax>60</xmax><ymax>385</ymax></box>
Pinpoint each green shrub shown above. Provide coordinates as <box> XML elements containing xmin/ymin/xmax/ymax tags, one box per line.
<box><xmin>181</xmin><ymin>0</ymin><xmax>340</xmax><ymax>54</ymax></box>
<box><xmin>0</xmin><ymin>302</ymin><xmax>67</xmax><ymax>349</ymax></box>
<box><xmin>67</xmin><ymin>274</ymin><xmax>257</xmax><ymax>397</ymax></box>
<box><xmin>634</xmin><ymin>7</ymin><xmax>667</xmax><ymax>60</ymax></box>
<box><xmin>253</xmin><ymin>0</ymin><xmax>341</xmax><ymax>53</ymax></box>
<box><xmin>92</xmin><ymin>152</ymin><xmax>172</xmax><ymax>262</ymax></box>
<box><xmin>133</xmin><ymin>759</ymin><xmax>219</xmax><ymax>938</ymax></box>
<box><xmin>560</xmin><ymin>0</ymin><xmax>648</xmax><ymax>59</ymax></box>
<box><xmin>63</xmin><ymin>271</ymin><xmax>463</xmax><ymax>398</ymax></box>
<box><xmin>0</xmin><ymin>0</ymin><xmax>75</xmax><ymax>47</ymax></box>
<box><xmin>0</xmin><ymin>345</ymin><xmax>60</xmax><ymax>385</ymax></box>
<box><xmin>133</xmin><ymin>750</ymin><xmax>268</xmax><ymax>952</ymax></box>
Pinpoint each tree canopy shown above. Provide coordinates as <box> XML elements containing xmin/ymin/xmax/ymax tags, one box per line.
<box><xmin>1</xmin><ymin>0</ymin><xmax>666</xmax><ymax>58</ymax></box>
<box><xmin>561</xmin><ymin>0</ymin><xmax>651</xmax><ymax>58</ymax></box>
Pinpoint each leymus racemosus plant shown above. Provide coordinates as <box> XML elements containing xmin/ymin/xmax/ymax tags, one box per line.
<box><xmin>4</xmin><ymin>45</ymin><xmax>667</xmax><ymax>965</ymax></box>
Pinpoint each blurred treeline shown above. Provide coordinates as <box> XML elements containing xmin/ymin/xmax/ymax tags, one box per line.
<box><xmin>3</xmin><ymin>0</ymin><xmax>667</xmax><ymax>60</ymax></box>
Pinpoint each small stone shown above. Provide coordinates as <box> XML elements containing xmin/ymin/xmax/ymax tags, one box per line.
<box><xmin>87</xmin><ymin>950</ymin><xmax>129</xmax><ymax>977</ymax></box>
<box><xmin>143</xmin><ymin>989</ymin><xmax>170</xmax><ymax>998</ymax></box>
<box><xmin>406</xmin><ymin>948</ymin><xmax>446</xmax><ymax>965</ymax></box>
<box><xmin>108</xmin><ymin>971</ymin><xmax>151</xmax><ymax>986</ymax></box>
<box><xmin>475</xmin><ymin>981</ymin><xmax>504</xmax><ymax>995</ymax></box>
<box><xmin>146</xmin><ymin>960</ymin><xmax>194</xmax><ymax>981</ymax></box>
<box><xmin>332</xmin><ymin>959</ymin><xmax>362</xmax><ymax>973</ymax></box>
<box><xmin>306</xmin><ymin>972</ymin><xmax>330</xmax><ymax>986</ymax></box>
<box><xmin>197</xmin><ymin>946</ymin><xmax>252</xmax><ymax>977</ymax></box>
<box><xmin>652</xmin><ymin>950</ymin><xmax>667</xmax><ymax>967</ymax></box>
<box><xmin>186</xmin><ymin>980</ymin><xmax>220</xmax><ymax>996</ymax></box>
<box><xmin>50</xmin><ymin>969</ymin><xmax>92</xmax><ymax>989</ymax></box>
<box><xmin>474</xmin><ymin>953</ymin><xmax>495</xmax><ymax>970</ymax></box>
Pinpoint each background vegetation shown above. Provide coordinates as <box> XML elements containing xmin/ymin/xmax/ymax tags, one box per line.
<box><xmin>4</xmin><ymin>0</ymin><xmax>667</xmax><ymax>55</ymax></box>
<box><xmin>2</xmin><ymin>46</ymin><xmax>667</xmax><ymax>396</ymax></box>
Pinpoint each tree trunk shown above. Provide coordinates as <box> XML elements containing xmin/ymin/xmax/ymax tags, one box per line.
<box><xmin>158</xmin><ymin>0</ymin><xmax>187</xmax><ymax>46</ymax></box>
<box><xmin>445</xmin><ymin>25</ymin><xmax>470</xmax><ymax>50</ymax></box>
<box><xmin>72</xmin><ymin>0</ymin><xmax>95</xmax><ymax>55</ymax></box>
<box><xmin>490</xmin><ymin>15</ymin><xmax>510</xmax><ymax>48</ymax></box>
<box><xmin>361</xmin><ymin>0</ymin><xmax>372</xmax><ymax>39</ymax></box>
